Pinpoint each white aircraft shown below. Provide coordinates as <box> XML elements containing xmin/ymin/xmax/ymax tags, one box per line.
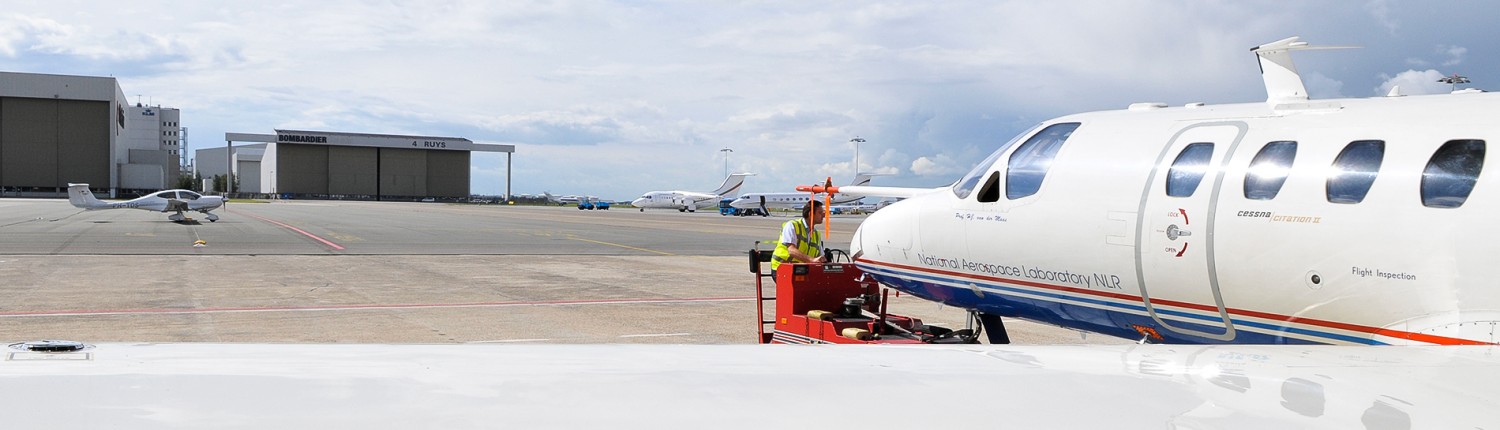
<box><xmin>630</xmin><ymin>172</ymin><xmax>751</xmax><ymax>212</ymax></box>
<box><xmin>727</xmin><ymin>173</ymin><xmax>875</xmax><ymax>215</ymax></box>
<box><xmin>542</xmin><ymin>192</ymin><xmax>588</xmax><ymax>206</ymax></box>
<box><xmin>67</xmin><ymin>183</ymin><xmax>226</xmax><ymax>222</ymax></box>
<box><xmin>806</xmin><ymin>36</ymin><xmax>1500</xmax><ymax>346</ymax></box>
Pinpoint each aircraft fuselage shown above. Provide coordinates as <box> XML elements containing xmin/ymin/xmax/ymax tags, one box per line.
<box><xmin>852</xmin><ymin>93</ymin><xmax>1500</xmax><ymax>345</ymax></box>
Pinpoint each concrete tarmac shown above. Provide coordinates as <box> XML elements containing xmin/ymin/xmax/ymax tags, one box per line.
<box><xmin>0</xmin><ymin>199</ymin><xmax>1130</xmax><ymax>345</ymax></box>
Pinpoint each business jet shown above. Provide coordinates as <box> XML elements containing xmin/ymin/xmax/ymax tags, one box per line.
<box><xmin>67</xmin><ymin>183</ymin><xmax>226</xmax><ymax>222</ymax></box>
<box><xmin>630</xmin><ymin>172</ymin><xmax>751</xmax><ymax>212</ymax></box>
<box><xmin>728</xmin><ymin>174</ymin><xmax>875</xmax><ymax>216</ymax></box>
<box><xmin>804</xmin><ymin>36</ymin><xmax>1500</xmax><ymax>346</ymax></box>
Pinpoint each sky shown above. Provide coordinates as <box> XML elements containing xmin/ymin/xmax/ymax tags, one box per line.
<box><xmin>3</xmin><ymin>1</ymin><xmax>1497</xmax><ymax>200</ymax></box>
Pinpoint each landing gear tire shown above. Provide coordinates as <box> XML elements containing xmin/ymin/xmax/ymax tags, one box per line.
<box><xmin>206</xmin><ymin>213</ymin><xmax>220</xmax><ymax>222</ymax></box>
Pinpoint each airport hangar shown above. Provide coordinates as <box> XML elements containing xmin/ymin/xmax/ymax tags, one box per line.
<box><xmin>195</xmin><ymin>130</ymin><xmax>515</xmax><ymax>200</ymax></box>
<box><xmin>0</xmin><ymin>72</ymin><xmax>184</xmax><ymax>197</ymax></box>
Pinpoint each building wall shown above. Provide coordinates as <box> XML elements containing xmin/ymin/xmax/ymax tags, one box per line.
<box><xmin>328</xmin><ymin>146</ymin><xmax>377</xmax><ymax>196</ymax></box>
<box><xmin>276</xmin><ymin>143</ymin><xmax>329</xmax><ymax>194</ymax></box>
<box><xmin>427</xmin><ymin>150</ymin><xmax>469</xmax><ymax>197</ymax></box>
<box><xmin>119</xmin><ymin>164</ymin><xmax>164</xmax><ymax>189</ymax></box>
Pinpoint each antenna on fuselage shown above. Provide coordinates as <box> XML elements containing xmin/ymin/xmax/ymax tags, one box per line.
<box><xmin>1439</xmin><ymin>73</ymin><xmax>1471</xmax><ymax>92</ymax></box>
<box><xmin>1251</xmin><ymin>36</ymin><xmax>1358</xmax><ymax>103</ymax></box>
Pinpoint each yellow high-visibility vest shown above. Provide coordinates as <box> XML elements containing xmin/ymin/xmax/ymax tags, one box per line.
<box><xmin>771</xmin><ymin>217</ymin><xmax>821</xmax><ymax>271</ymax></box>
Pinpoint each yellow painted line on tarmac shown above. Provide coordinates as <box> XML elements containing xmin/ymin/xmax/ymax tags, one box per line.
<box><xmin>568</xmin><ymin>237</ymin><xmax>675</xmax><ymax>255</ymax></box>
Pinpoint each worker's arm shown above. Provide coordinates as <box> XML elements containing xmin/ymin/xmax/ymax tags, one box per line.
<box><xmin>783</xmin><ymin>244</ymin><xmax>826</xmax><ymax>263</ymax></box>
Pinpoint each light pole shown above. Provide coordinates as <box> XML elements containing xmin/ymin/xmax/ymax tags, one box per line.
<box><xmin>849</xmin><ymin>137</ymin><xmax>865</xmax><ymax>176</ymax></box>
<box><xmin>720</xmin><ymin>148</ymin><xmax>733</xmax><ymax>177</ymax></box>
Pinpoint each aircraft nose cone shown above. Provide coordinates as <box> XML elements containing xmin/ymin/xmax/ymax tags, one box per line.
<box><xmin>631</xmin><ymin>198</ymin><xmax>646</xmax><ymax>207</ymax></box>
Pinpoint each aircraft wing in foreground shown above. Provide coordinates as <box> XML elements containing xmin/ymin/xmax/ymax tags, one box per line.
<box><xmin>1</xmin><ymin>342</ymin><xmax>1494</xmax><ymax>428</ymax></box>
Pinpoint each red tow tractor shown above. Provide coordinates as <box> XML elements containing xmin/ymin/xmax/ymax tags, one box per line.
<box><xmin>750</xmin><ymin>179</ymin><xmax>983</xmax><ymax>344</ymax></box>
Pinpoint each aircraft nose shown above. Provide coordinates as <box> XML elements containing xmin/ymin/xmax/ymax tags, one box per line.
<box><xmin>631</xmin><ymin>198</ymin><xmax>646</xmax><ymax>206</ymax></box>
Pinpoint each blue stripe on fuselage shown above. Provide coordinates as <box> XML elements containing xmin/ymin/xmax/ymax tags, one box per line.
<box><xmin>860</xmin><ymin>262</ymin><xmax>1379</xmax><ymax>345</ymax></box>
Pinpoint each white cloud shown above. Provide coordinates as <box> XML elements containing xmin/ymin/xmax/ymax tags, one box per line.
<box><xmin>1440</xmin><ymin>45</ymin><xmax>1467</xmax><ymax>67</ymax></box>
<box><xmin>911</xmin><ymin>155</ymin><xmax>962</xmax><ymax>177</ymax></box>
<box><xmin>1375</xmin><ymin>69</ymin><xmax>1452</xmax><ymax>96</ymax></box>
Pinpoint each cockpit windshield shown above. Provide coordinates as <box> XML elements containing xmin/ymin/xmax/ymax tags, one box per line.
<box><xmin>952</xmin><ymin>123</ymin><xmax>1039</xmax><ymax>199</ymax></box>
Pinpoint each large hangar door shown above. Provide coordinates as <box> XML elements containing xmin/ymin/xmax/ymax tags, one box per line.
<box><xmin>277</xmin><ymin>144</ymin><xmax>329</xmax><ymax>195</ymax></box>
<box><xmin>328</xmin><ymin>146</ymin><xmax>378</xmax><ymax>196</ymax></box>
<box><xmin>427</xmin><ymin>150</ymin><xmax>469</xmax><ymax>198</ymax></box>
<box><xmin>379</xmin><ymin>148</ymin><xmax>427</xmax><ymax>198</ymax></box>
<box><xmin>1</xmin><ymin>98</ymin><xmax>59</xmax><ymax>188</ymax></box>
<box><xmin>57</xmin><ymin>100</ymin><xmax>110</xmax><ymax>188</ymax></box>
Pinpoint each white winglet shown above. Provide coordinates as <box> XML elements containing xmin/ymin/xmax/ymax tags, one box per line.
<box><xmin>1251</xmin><ymin>36</ymin><xmax>1358</xmax><ymax>103</ymax></box>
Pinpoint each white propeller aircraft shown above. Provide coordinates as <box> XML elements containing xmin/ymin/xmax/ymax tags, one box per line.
<box><xmin>67</xmin><ymin>183</ymin><xmax>226</xmax><ymax>222</ymax></box>
<box><xmin>728</xmin><ymin>173</ymin><xmax>875</xmax><ymax>215</ymax></box>
<box><xmin>630</xmin><ymin>172</ymin><xmax>751</xmax><ymax>212</ymax></box>
<box><xmin>807</xmin><ymin>36</ymin><xmax>1500</xmax><ymax>346</ymax></box>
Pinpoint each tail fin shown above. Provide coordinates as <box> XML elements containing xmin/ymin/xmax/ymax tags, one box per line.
<box><xmin>711</xmin><ymin>173</ymin><xmax>752</xmax><ymax>197</ymax></box>
<box><xmin>68</xmin><ymin>183</ymin><xmax>107</xmax><ymax>209</ymax></box>
<box><xmin>848</xmin><ymin>173</ymin><xmax>874</xmax><ymax>186</ymax></box>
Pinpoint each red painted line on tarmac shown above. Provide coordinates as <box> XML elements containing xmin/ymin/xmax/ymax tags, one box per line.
<box><xmin>235</xmin><ymin>211</ymin><xmax>345</xmax><ymax>250</ymax></box>
<box><xmin>0</xmin><ymin>296</ymin><xmax>754</xmax><ymax>318</ymax></box>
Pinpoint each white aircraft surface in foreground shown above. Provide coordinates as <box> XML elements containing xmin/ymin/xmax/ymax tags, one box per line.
<box><xmin>728</xmin><ymin>173</ymin><xmax>875</xmax><ymax>215</ymax></box>
<box><xmin>1</xmin><ymin>341</ymin><xmax>1494</xmax><ymax>428</ymax></box>
<box><xmin>630</xmin><ymin>172</ymin><xmax>751</xmax><ymax>212</ymax></box>
<box><xmin>9</xmin><ymin>38</ymin><xmax>1498</xmax><ymax>428</ymax></box>
<box><xmin>67</xmin><ymin>183</ymin><xmax>225</xmax><ymax>222</ymax></box>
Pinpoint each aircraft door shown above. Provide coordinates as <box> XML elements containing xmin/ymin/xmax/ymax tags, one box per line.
<box><xmin>1135</xmin><ymin>122</ymin><xmax>1246</xmax><ymax>341</ymax></box>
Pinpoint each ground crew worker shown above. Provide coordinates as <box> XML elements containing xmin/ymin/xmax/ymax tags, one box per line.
<box><xmin>771</xmin><ymin>199</ymin><xmax>826</xmax><ymax>276</ymax></box>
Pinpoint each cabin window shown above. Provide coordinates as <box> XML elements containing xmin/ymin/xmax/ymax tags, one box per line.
<box><xmin>1166</xmin><ymin>143</ymin><xmax>1215</xmax><ymax>197</ymax></box>
<box><xmin>1326</xmin><ymin>140</ymin><xmax>1385</xmax><ymax>204</ymax></box>
<box><xmin>1244</xmin><ymin>141</ymin><xmax>1297</xmax><ymax>200</ymax></box>
<box><xmin>155</xmin><ymin>192</ymin><xmax>176</xmax><ymax>199</ymax></box>
<box><xmin>952</xmin><ymin>124</ymin><xmax>1040</xmax><ymax>199</ymax></box>
<box><xmin>1006</xmin><ymin>122</ymin><xmax>1081</xmax><ymax>199</ymax></box>
<box><xmin>1421</xmin><ymin>139</ymin><xmax>1485</xmax><ymax>208</ymax></box>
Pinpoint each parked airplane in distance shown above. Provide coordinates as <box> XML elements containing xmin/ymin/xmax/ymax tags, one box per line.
<box><xmin>631</xmin><ymin>173</ymin><xmax>751</xmax><ymax>212</ymax></box>
<box><xmin>67</xmin><ymin>183</ymin><xmax>226</xmax><ymax>222</ymax></box>
<box><xmin>728</xmin><ymin>173</ymin><xmax>875</xmax><ymax>216</ymax></box>
<box><xmin>803</xmin><ymin>36</ymin><xmax>1500</xmax><ymax>346</ymax></box>
<box><xmin>542</xmin><ymin>192</ymin><xmax>590</xmax><ymax>206</ymax></box>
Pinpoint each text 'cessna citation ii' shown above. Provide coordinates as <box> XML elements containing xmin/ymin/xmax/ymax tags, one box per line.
<box><xmin>68</xmin><ymin>183</ymin><xmax>226</xmax><ymax>222</ymax></box>
<box><xmin>811</xmin><ymin>36</ymin><xmax>1500</xmax><ymax>346</ymax></box>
